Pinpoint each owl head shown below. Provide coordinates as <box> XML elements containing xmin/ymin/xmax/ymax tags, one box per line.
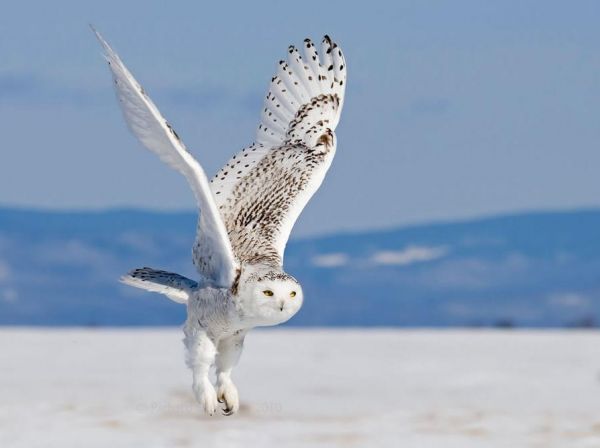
<box><xmin>238</xmin><ymin>268</ymin><xmax>304</xmax><ymax>326</ymax></box>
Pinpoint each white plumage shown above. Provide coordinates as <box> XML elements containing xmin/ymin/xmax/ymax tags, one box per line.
<box><xmin>94</xmin><ymin>28</ymin><xmax>346</xmax><ymax>416</ymax></box>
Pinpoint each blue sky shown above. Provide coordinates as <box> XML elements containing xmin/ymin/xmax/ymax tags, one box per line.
<box><xmin>1</xmin><ymin>1</ymin><xmax>599</xmax><ymax>235</ymax></box>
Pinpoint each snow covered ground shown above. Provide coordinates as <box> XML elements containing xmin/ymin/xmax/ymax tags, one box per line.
<box><xmin>0</xmin><ymin>329</ymin><xmax>599</xmax><ymax>448</ymax></box>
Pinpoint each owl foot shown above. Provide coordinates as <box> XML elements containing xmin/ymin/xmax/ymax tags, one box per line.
<box><xmin>217</xmin><ymin>378</ymin><xmax>240</xmax><ymax>416</ymax></box>
<box><xmin>193</xmin><ymin>379</ymin><xmax>218</xmax><ymax>416</ymax></box>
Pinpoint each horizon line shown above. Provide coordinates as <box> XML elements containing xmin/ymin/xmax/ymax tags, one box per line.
<box><xmin>1</xmin><ymin>203</ymin><xmax>599</xmax><ymax>240</ymax></box>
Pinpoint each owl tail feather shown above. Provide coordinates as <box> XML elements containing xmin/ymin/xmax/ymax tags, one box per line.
<box><xmin>120</xmin><ymin>267</ymin><xmax>198</xmax><ymax>304</ymax></box>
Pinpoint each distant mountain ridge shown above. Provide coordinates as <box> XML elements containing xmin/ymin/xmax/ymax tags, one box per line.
<box><xmin>0</xmin><ymin>207</ymin><xmax>598</xmax><ymax>327</ymax></box>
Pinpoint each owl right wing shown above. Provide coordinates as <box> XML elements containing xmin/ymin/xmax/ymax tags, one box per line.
<box><xmin>210</xmin><ymin>36</ymin><xmax>346</xmax><ymax>266</ymax></box>
<box><xmin>93</xmin><ymin>28</ymin><xmax>239</xmax><ymax>288</ymax></box>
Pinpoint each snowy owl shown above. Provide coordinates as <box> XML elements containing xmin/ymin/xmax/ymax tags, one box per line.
<box><xmin>93</xmin><ymin>29</ymin><xmax>346</xmax><ymax>416</ymax></box>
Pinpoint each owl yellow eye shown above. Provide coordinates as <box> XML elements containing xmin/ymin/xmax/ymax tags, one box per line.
<box><xmin>263</xmin><ymin>290</ymin><xmax>274</xmax><ymax>297</ymax></box>
<box><xmin>290</xmin><ymin>291</ymin><xmax>296</xmax><ymax>298</ymax></box>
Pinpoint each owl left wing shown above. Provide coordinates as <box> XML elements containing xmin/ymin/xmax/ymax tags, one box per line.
<box><xmin>93</xmin><ymin>28</ymin><xmax>239</xmax><ymax>287</ymax></box>
<box><xmin>210</xmin><ymin>36</ymin><xmax>346</xmax><ymax>266</ymax></box>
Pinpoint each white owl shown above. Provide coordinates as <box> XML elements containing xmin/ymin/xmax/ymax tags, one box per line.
<box><xmin>93</xmin><ymin>28</ymin><xmax>346</xmax><ymax>416</ymax></box>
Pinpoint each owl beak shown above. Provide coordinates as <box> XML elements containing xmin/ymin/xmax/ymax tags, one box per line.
<box><xmin>278</xmin><ymin>300</ymin><xmax>284</xmax><ymax>311</ymax></box>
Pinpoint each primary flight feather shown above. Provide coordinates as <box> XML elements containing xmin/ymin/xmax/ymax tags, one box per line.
<box><xmin>93</xmin><ymin>28</ymin><xmax>346</xmax><ymax>416</ymax></box>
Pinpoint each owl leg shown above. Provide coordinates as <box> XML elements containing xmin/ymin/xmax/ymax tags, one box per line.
<box><xmin>215</xmin><ymin>330</ymin><xmax>246</xmax><ymax>416</ymax></box>
<box><xmin>183</xmin><ymin>328</ymin><xmax>218</xmax><ymax>416</ymax></box>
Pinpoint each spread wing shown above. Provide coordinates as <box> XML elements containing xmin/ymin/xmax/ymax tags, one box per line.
<box><xmin>210</xmin><ymin>36</ymin><xmax>346</xmax><ymax>266</ymax></box>
<box><xmin>93</xmin><ymin>28</ymin><xmax>238</xmax><ymax>287</ymax></box>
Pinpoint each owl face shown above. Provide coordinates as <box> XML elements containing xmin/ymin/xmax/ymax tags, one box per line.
<box><xmin>241</xmin><ymin>272</ymin><xmax>304</xmax><ymax>326</ymax></box>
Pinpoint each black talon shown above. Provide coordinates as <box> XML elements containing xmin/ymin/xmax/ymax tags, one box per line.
<box><xmin>222</xmin><ymin>407</ymin><xmax>233</xmax><ymax>416</ymax></box>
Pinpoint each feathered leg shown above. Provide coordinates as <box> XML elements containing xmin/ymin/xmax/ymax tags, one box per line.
<box><xmin>183</xmin><ymin>327</ymin><xmax>218</xmax><ymax>416</ymax></box>
<box><xmin>215</xmin><ymin>331</ymin><xmax>246</xmax><ymax>415</ymax></box>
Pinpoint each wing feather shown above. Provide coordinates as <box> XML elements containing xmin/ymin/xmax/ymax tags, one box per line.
<box><xmin>93</xmin><ymin>28</ymin><xmax>238</xmax><ymax>287</ymax></box>
<box><xmin>211</xmin><ymin>36</ymin><xmax>346</xmax><ymax>265</ymax></box>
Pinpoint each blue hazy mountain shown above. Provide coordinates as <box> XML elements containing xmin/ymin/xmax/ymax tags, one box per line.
<box><xmin>0</xmin><ymin>207</ymin><xmax>598</xmax><ymax>327</ymax></box>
